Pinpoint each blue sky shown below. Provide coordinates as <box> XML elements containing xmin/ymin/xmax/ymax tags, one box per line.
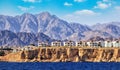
<box><xmin>0</xmin><ymin>0</ymin><xmax>120</xmax><ymax>25</ymax></box>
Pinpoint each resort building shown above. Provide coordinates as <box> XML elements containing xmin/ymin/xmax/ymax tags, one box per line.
<box><xmin>38</xmin><ymin>42</ymin><xmax>49</xmax><ymax>47</ymax></box>
<box><xmin>51</xmin><ymin>41</ymin><xmax>62</xmax><ymax>47</ymax></box>
<box><xmin>98</xmin><ymin>41</ymin><xmax>104</xmax><ymax>47</ymax></box>
<box><xmin>21</xmin><ymin>45</ymin><xmax>35</xmax><ymax>51</ymax></box>
<box><xmin>104</xmin><ymin>41</ymin><xmax>113</xmax><ymax>47</ymax></box>
<box><xmin>63</xmin><ymin>40</ymin><xmax>75</xmax><ymax>47</ymax></box>
<box><xmin>11</xmin><ymin>40</ymin><xmax>120</xmax><ymax>51</ymax></box>
<box><xmin>76</xmin><ymin>41</ymin><xmax>86</xmax><ymax>47</ymax></box>
<box><xmin>87</xmin><ymin>41</ymin><xmax>99</xmax><ymax>47</ymax></box>
<box><xmin>12</xmin><ymin>47</ymin><xmax>21</xmax><ymax>53</ymax></box>
<box><xmin>112</xmin><ymin>40</ymin><xmax>120</xmax><ymax>47</ymax></box>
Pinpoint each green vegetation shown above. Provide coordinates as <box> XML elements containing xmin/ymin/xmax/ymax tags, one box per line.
<box><xmin>30</xmin><ymin>44</ymin><xmax>35</xmax><ymax>46</ymax></box>
<box><xmin>0</xmin><ymin>51</ymin><xmax>5</xmax><ymax>56</ymax></box>
<box><xmin>0</xmin><ymin>48</ymin><xmax>13</xmax><ymax>50</ymax></box>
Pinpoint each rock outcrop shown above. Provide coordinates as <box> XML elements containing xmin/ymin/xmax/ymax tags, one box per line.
<box><xmin>0</xmin><ymin>47</ymin><xmax>120</xmax><ymax>62</ymax></box>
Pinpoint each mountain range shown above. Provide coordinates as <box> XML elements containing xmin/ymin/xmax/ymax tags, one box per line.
<box><xmin>0</xmin><ymin>12</ymin><xmax>120</xmax><ymax>46</ymax></box>
<box><xmin>0</xmin><ymin>30</ymin><xmax>51</xmax><ymax>47</ymax></box>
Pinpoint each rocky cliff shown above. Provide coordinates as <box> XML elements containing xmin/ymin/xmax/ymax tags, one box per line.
<box><xmin>0</xmin><ymin>47</ymin><xmax>120</xmax><ymax>62</ymax></box>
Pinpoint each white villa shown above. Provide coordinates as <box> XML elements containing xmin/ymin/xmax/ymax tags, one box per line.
<box><xmin>37</xmin><ymin>40</ymin><xmax>120</xmax><ymax>47</ymax></box>
<box><xmin>104</xmin><ymin>41</ymin><xmax>113</xmax><ymax>47</ymax></box>
<box><xmin>21</xmin><ymin>45</ymin><xmax>35</xmax><ymax>51</ymax></box>
<box><xmin>86</xmin><ymin>41</ymin><xmax>99</xmax><ymax>47</ymax></box>
<box><xmin>63</xmin><ymin>40</ymin><xmax>75</xmax><ymax>47</ymax></box>
<box><xmin>99</xmin><ymin>41</ymin><xmax>105</xmax><ymax>47</ymax></box>
<box><xmin>38</xmin><ymin>42</ymin><xmax>49</xmax><ymax>47</ymax></box>
<box><xmin>112</xmin><ymin>40</ymin><xmax>120</xmax><ymax>47</ymax></box>
<box><xmin>51</xmin><ymin>41</ymin><xmax>62</xmax><ymax>47</ymax></box>
<box><xmin>12</xmin><ymin>47</ymin><xmax>21</xmax><ymax>53</ymax></box>
<box><xmin>11</xmin><ymin>40</ymin><xmax>120</xmax><ymax>53</ymax></box>
<box><xmin>76</xmin><ymin>41</ymin><xmax>86</xmax><ymax>47</ymax></box>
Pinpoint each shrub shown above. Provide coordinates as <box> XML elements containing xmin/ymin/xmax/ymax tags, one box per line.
<box><xmin>0</xmin><ymin>51</ymin><xmax>5</xmax><ymax>56</ymax></box>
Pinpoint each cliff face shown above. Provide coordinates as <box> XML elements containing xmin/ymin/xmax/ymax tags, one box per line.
<box><xmin>0</xmin><ymin>47</ymin><xmax>120</xmax><ymax>62</ymax></box>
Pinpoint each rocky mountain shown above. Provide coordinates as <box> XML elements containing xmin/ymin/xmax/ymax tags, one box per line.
<box><xmin>69</xmin><ymin>23</ymin><xmax>91</xmax><ymax>33</ymax></box>
<box><xmin>0</xmin><ymin>30</ymin><xmax>24</xmax><ymax>47</ymax></box>
<box><xmin>0</xmin><ymin>30</ymin><xmax>52</xmax><ymax>47</ymax></box>
<box><xmin>68</xmin><ymin>23</ymin><xmax>91</xmax><ymax>41</ymax></box>
<box><xmin>0</xmin><ymin>12</ymin><xmax>90</xmax><ymax>40</ymax></box>
<box><xmin>90</xmin><ymin>22</ymin><xmax>120</xmax><ymax>40</ymax></box>
<box><xmin>67</xmin><ymin>22</ymin><xmax>120</xmax><ymax>41</ymax></box>
<box><xmin>0</xmin><ymin>12</ymin><xmax>120</xmax><ymax>44</ymax></box>
<box><xmin>0</xmin><ymin>15</ymin><xmax>20</xmax><ymax>32</ymax></box>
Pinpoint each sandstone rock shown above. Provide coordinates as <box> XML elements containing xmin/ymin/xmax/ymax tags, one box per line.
<box><xmin>0</xmin><ymin>47</ymin><xmax>120</xmax><ymax>62</ymax></box>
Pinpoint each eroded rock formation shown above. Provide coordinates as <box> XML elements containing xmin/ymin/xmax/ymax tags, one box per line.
<box><xmin>0</xmin><ymin>47</ymin><xmax>120</xmax><ymax>62</ymax></box>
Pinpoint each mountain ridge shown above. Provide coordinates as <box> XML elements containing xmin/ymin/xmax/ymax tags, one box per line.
<box><xmin>0</xmin><ymin>12</ymin><xmax>120</xmax><ymax>46</ymax></box>
<box><xmin>0</xmin><ymin>30</ymin><xmax>52</xmax><ymax>47</ymax></box>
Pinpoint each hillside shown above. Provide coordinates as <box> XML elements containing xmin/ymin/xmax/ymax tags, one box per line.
<box><xmin>0</xmin><ymin>47</ymin><xmax>120</xmax><ymax>62</ymax></box>
<box><xmin>0</xmin><ymin>30</ymin><xmax>52</xmax><ymax>47</ymax></box>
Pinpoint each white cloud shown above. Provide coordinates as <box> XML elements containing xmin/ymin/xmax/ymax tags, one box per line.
<box><xmin>74</xmin><ymin>0</ymin><xmax>85</xmax><ymax>2</ymax></box>
<box><xmin>23</xmin><ymin>0</ymin><xmax>41</xmax><ymax>3</ymax></box>
<box><xmin>94</xmin><ymin>1</ymin><xmax>111</xmax><ymax>9</ymax></box>
<box><xmin>62</xmin><ymin>5</ymin><xmax>120</xmax><ymax>25</ymax></box>
<box><xmin>62</xmin><ymin>10</ymin><xmax>101</xmax><ymax>25</ymax></box>
<box><xmin>64</xmin><ymin>2</ymin><xmax>73</xmax><ymax>6</ymax></box>
<box><xmin>103</xmin><ymin>0</ymin><xmax>109</xmax><ymax>2</ymax></box>
<box><xmin>103</xmin><ymin>0</ymin><xmax>113</xmax><ymax>2</ymax></box>
<box><xmin>74</xmin><ymin>9</ymin><xmax>98</xmax><ymax>16</ymax></box>
<box><xmin>18</xmin><ymin>6</ymin><xmax>34</xmax><ymax>12</ymax></box>
<box><xmin>115</xmin><ymin>6</ymin><xmax>120</xmax><ymax>10</ymax></box>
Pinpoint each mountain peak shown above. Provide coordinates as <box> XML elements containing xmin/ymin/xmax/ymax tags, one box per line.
<box><xmin>1</xmin><ymin>12</ymin><xmax>120</xmax><ymax>43</ymax></box>
<box><xmin>22</xmin><ymin>13</ymin><xmax>34</xmax><ymax>17</ymax></box>
<box><xmin>40</xmin><ymin>12</ymin><xmax>50</xmax><ymax>15</ymax></box>
<box><xmin>37</xmin><ymin>12</ymin><xmax>51</xmax><ymax>17</ymax></box>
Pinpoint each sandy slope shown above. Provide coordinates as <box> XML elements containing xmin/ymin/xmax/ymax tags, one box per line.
<box><xmin>0</xmin><ymin>47</ymin><xmax>120</xmax><ymax>62</ymax></box>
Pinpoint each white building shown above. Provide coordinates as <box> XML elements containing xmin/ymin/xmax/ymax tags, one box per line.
<box><xmin>38</xmin><ymin>42</ymin><xmax>49</xmax><ymax>47</ymax></box>
<box><xmin>87</xmin><ymin>41</ymin><xmax>99</xmax><ymax>47</ymax></box>
<box><xmin>76</xmin><ymin>41</ymin><xmax>86</xmax><ymax>47</ymax></box>
<box><xmin>112</xmin><ymin>40</ymin><xmax>120</xmax><ymax>47</ymax></box>
<box><xmin>86</xmin><ymin>41</ymin><xmax>91</xmax><ymax>47</ymax></box>
<box><xmin>63</xmin><ymin>40</ymin><xmax>75</xmax><ymax>47</ymax></box>
<box><xmin>99</xmin><ymin>41</ymin><xmax>105</xmax><ymax>47</ymax></box>
<box><xmin>51</xmin><ymin>41</ymin><xmax>62</xmax><ymax>47</ymax></box>
<box><xmin>104</xmin><ymin>41</ymin><xmax>113</xmax><ymax>47</ymax></box>
<box><xmin>21</xmin><ymin>46</ymin><xmax>35</xmax><ymax>51</ymax></box>
<box><xmin>12</xmin><ymin>47</ymin><xmax>21</xmax><ymax>53</ymax></box>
